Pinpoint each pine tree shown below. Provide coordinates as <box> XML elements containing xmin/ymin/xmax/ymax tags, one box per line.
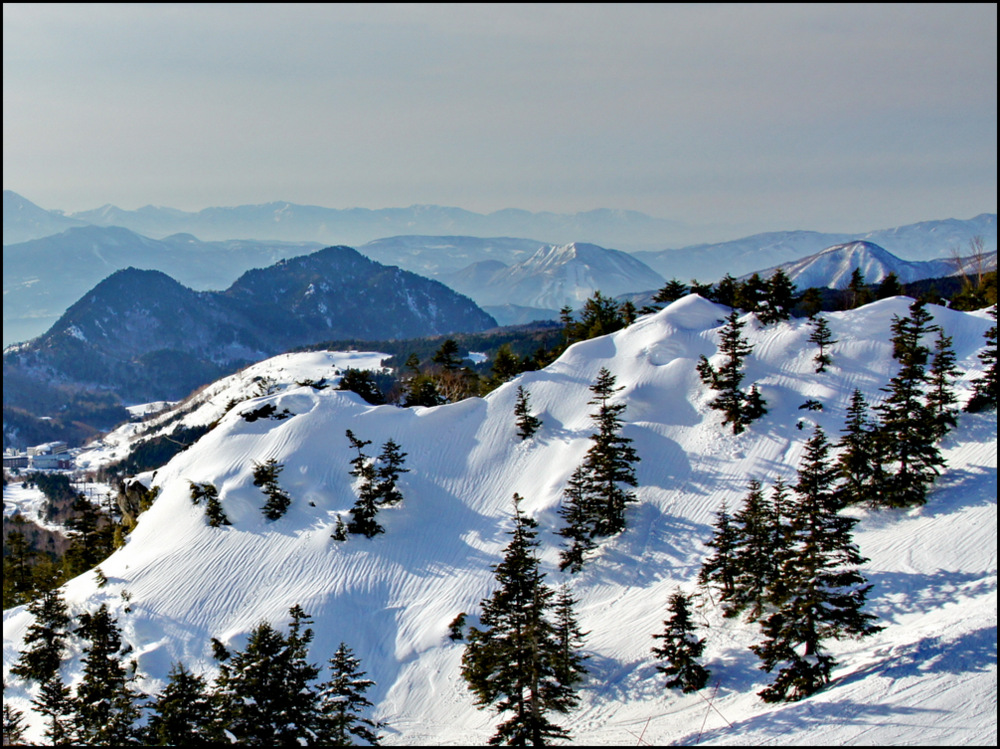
<box><xmin>73</xmin><ymin>604</ymin><xmax>143</xmax><ymax>745</ymax></box>
<box><xmin>3</xmin><ymin>701</ymin><xmax>28</xmax><ymax>747</ymax></box>
<box><xmin>651</xmin><ymin>592</ymin><xmax>711</xmax><ymax>692</ymax></box>
<box><xmin>808</xmin><ymin>314</ymin><xmax>837</xmax><ymax>373</ymax></box>
<box><xmin>3</xmin><ymin>520</ymin><xmax>36</xmax><ymax>608</ymax></box>
<box><xmin>751</xmin><ymin>428</ymin><xmax>881</xmax><ymax>702</ymax></box>
<box><xmin>726</xmin><ymin>479</ymin><xmax>783</xmax><ymax>621</ymax></box>
<box><xmin>514</xmin><ymin>385</ymin><xmax>543</xmax><ymax>440</ymax></box>
<box><xmin>144</xmin><ymin>663</ymin><xmax>223</xmax><ymax>745</ymax></box>
<box><xmin>759</xmin><ymin>269</ymin><xmax>797</xmax><ymax>325</ymax></box>
<box><xmin>846</xmin><ymin>268</ymin><xmax>871</xmax><ymax>309</ymax></box>
<box><xmin>697</xmin><ymin>500</ymin><xmax>739</xmax><ymax>601</ymax></box>
<box><xmin>10</xmin><ymin>586</ymin><xmax>71</xmax><ymax>685</ymax></box>
<box><xmin>189</xmin><ymin>481</ymin><xmax>230</xmax><ymax>527</ymax></box>
<box><xmin>966</xmin><ymin>304</ymin><xmax>997</xmax><ymax>412</ymax></box>
<box><xmin>32</xmin><ymin>674</ymin><xmax>76</xmax><ymax>745</ymax></box>
<box><xmin>735</xmin><ymin>273</ymin><xmax>766</xmax><ymax>314</ymax></box>
<box><xmin>462</xmin><ymin>495</ymin><xmax>585</xmax><ymax>746</ymax></box>
<box><xmin>925</xmin><ymin>328</ymin><xmax>959</xmax><ymax>442</ymax></box>
<box><xmin>834</xmin><ymin>390</ymin><xmax>883</xmax><ymax>507</ymax></box>
<box><xmin>876</xmin><ymin>272</ymin><xmax>903</xmax><ymax>299</ymax></box>
<box><xmin>374</xmin><ymin>439</ymin><xmax>408</xmax><ymax>507</ymax></box>
<box><xmin>552</xmin><ymin>586</ymin><xmax>589</xmax><ymax>693</ymax></box>
<box><xmin>874</xmin><ymin>299</ymin><xmax>945</xmax><ymax>507</ymax></box>
<box><xmin>213</xmin><ymin>609</ymin><xmax>321</xmax><ymax>746</ymax></box>
<box><xmin>557</xmin><ymin>368</ymin><xmax>640</xmax><ymax>570</ymax></box>
<box><xmin>697</xmin><ymin>309</ymin><xmax>766</xmax><ymax>433</ymax></box>
<box><xmin>317</xmin><ymin>643</ymin><xmax>381</xmax><ymax>746</ymax></box>
<box><xmin>252</xmin><ymin>458</ymin><xmax>292</xmax><ymax>520</ymax></box>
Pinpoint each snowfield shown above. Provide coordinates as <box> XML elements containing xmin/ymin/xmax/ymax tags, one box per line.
<box><xmin>4</xmin><ymin>295</ymin><xmax>996</xmax><ymax>745</ymax></box>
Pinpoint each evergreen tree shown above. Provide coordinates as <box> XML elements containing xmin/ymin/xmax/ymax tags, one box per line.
<box><xmin>490</xmin><ymin>344</ymin><xmax>523</xmax><ymax>388</ymax></box>
<box><xmin>726</xmin><ymin>479</ymin><xmax>783</xmax><ymax>621</ymax></box>
<box><xmin>552</xmin><ymin>586</ymin><xmax>589</xmax><ymax>693</ymax></box>
<box><xmin>10</xmin><ymin>586</ymin><xmax>71</xmax><ymax>685</ymax></box>
<box><xmin>64</xmin><ymin>493</ymin><xmax>114</xmax><ymax>579</ymax></box>
<box><xmin>557</xmin><ymin>369</ymin><xmax>640</xmax><ymax>570</ymax></box>
<box><xmin>651</xmin><ymin>592</ymin><xmax>711</xmax><ymax>693</ymax></box>
<box><xmin>432</xmin><ymin>338</ymin><xmax>463</xmax><ymax>373</ymax></box>
<box><xmin>317</xmin><ymin>643</ymin><xmax>381</xmax><ymax>746</ymax></box>
<box><xmin>751</xmin><ymin>428</ymin><xmax>881</xmax><ymax>702</ymax></box>
<box><xmin>345</xmin><ymin>430</ymin><xmax>383</xmax><ymax>538</ymax></box>
<box><xmin>846</xmin><ymin>268</ymin><xmax>872</xmax><ymax>309</ymax></box>
<box><xmin>735</xmin><ymin>273</ymin><xmax>766</xmax><ymax>314</ymax></box>
<box><xmin>925</xmin><ymin>329</ymin><xmax>959</xmax><ymax>442</ymax></box>
<box><xmin>652</xmin><ymin>278</ymin><xmax>689</xmax><ymax>305</ymax></box>
<box><xmin>189</xmin><ymin>481</ymin><xmax>230</xmax><ymax>527</ymax></box>
<box><xmin>760</xmin><ymin>269</ymin><xmax>797</xmax><ymax>325</ymax></box>
<box><xmin>32</xmin><ymin>674</ymin><xmax>76</xmax><ymax>745</ymax></box>
<box><xmin>834</xmin><ymin>389</ymin><xmax>883</xmax><ymax>507</ymax></box>
<box><xmin>514</xmin><ymin>385</ymin><xmax>543</xmax><ymax>440</ymax></box>
<box><xmin>73</xmin><ymin>604</ymin><xmax>143</xmax><ymax>745</ymax></box>
<box><xmin>252</xmin><ymin>458</ymin><xmax>292</xmax><ymax>520</ymax></box>
<box><xmin>874</xmin><ymin>299</ymin><xmax>945</xmax><ymax>507</ymax></box>
<box><xmin>462</xmin><ymin>496</ymin><xmax>585</xmax><ymax>746</ymax></box>
<box><xmin>799</xmin><ymin>287</ymin><xmax>823</xmax><ymax>318</ymax></box>
<box><xmin>3</xmin><ymin>519</ymin><xmax>36</xmax><ymax>608</ymax></box>
<box><xmin>338</xmin><ymin>368</ymin><xmax>388</xmax><ymax>405</ymax></box>
<box><xmin>713</xmin><ymin>274</ymin><xmax>739</xmax><ymax>308</ymax></box>
<box><xmin>144</xmin><ymin>663</ymin><xmax>223</xmax><ymax>745</ymax></box>
<box><xmin>698</xmin><ymin>500</ymin><xmax>739</xmax><ymax>601</ymax></box>
<box><xmin>966</xmin><ymin>305</ymin><xmax>998</xmax><ymax>412</ymax></box>
<box><xmin>697</xmin><ymin>309</ymin><xmax>767</xmax><ymax>433</ymax></box>
<box><xmin>374</xmin><ymin>439</ymin><xmax>408</xmax><ymax>507</ymax></box>
<box><xmin>3</xmin><ymin>701</ymin><xmax>28</xmax><ymax>747</ymax></box>
<box><xmin>876</xmin><ymin>272</ymin><xmax>903</xmax><ymax>299</ymax></box>
<box><xmin>213</xmin><ymin>609</ymin><xmax>321</xmax><ymax>746</ymax></box>
<box><xmin>808</xmin><ymin>314</ymin><xmax>837</xmax><ymax>373</ymax></box>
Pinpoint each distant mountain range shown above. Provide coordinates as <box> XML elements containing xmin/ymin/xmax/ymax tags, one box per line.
<box><xmin>3</xmin><ymin>190</ymin><xmax>687</xmax><ymax>250</ymax></box>
<box><xmin>3</xmin><ymin>246</ymin><xmax>496</xmax><ymax>412</ymax></box>
<box><xmin>747</xmin><ymin>240</ymin><xmax>997</xmax><ymax>290</ymax></box>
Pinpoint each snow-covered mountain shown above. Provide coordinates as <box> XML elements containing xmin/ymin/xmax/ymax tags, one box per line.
<box><xmin>357</xmin><ymin>235</ymin><xmax>544</xmax><ymax>277</ymax></box>
<box><xmin>442</xmin><ymin>241</ymin><xmax>665</xmax><ymax>311</ymax></box>
<box><xmin>635</xmin><ymin>215</ymin><xmax>997</xmax><ymax>282</ymax></box>
<box><xmin>744</xmin><ymin>240</ymin><xmax>997</xmax><ymax>289</ymax></box>
<box><xmin>4</xmin><ymin>296</ymin><xmax>995</xmax><ymax>745</ymax></box>
<box><xmin>1</xmin><ymin>190</ymin><xmax>88</xmax><ymax>245</ymax></box>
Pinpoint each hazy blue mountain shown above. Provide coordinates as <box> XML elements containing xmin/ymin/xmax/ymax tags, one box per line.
<box><xmin>2</xmin><ymin>190</ymin><xmax>88</xmax><ymax>244</ymax></box>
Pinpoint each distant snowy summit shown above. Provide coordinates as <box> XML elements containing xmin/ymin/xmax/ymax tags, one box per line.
<box><xmin>747</xmin><ymin>240</ymin><xmax>996</xmax><ymax>289</ymax></box>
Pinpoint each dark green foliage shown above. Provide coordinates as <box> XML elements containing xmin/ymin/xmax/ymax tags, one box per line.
<box><xmin>463</xmin><ymin>496</ymin><xmax>586</xmax><ymax>746</ymax></box>
<box><xmin>698</xmin><ymin>500</ymin><xmax>739</xmax><ymax>599</ymax></box>
<box><xmin>338</xmin><ymin>368</ymin><xmax>388</xmax><ymax>405</ymax></box>
<box><xmin>73</xmin><ymin>604</ymin><xmax>143</xmax><ymax>745</ymax></box>
<box><xmin>650</xmin><ymin>278</ymin><xmax>689</xmax><ymax>307</ymax></box>
<box><xmin>874</xmin><ymin>299</ymin><xmax>946</xmax><ymax>507</ymax></box>
<box><xmin>100</xmin><ymin>424</ymin><xmax>212</xmax><ymax>479</ymax></box>
<box><xmin>926</xmin><ymin>329</ymin><xmax>959</xmax><ymax>441</ymax></box>
<box><xmin>725</xmin><ymin>480</ymin><xmax>784</xmax><ymax>621</ymax></box>
<box><xmin>252</xmin><ymin>458</ymin><xmax>292</xmax><ymax>520</ymax></box>
<box><xmin>239</xmin><ymin>402</ymin><xmax>292</xmax><ymax>421</ymax></box>
<box><xmin>345</xmin><ymin>431</ymin><xmax>409</xmax><ymax>538</ymax></box>
<box><xmin>10</xmin><ymin>586</ymin><xmax>70</xmax><ymax>685</ymax></box>
<box><xmin>317</xmin><ymin>643</ymin><xmax>381</xmax><ymax>746</ymax></box>
<box><xmin>697</xmin><ymin>309</ymin><xmax>767</xmax><ymax>434</ymax></box>
<box><xmin>189</xmin><ymin>481</ymin><xmax>230</xmax><ymax>527</ymax></box>
<box><xmin>3</xmin><ymin>702</ymin><xmax>28</xmax><ymax>747</ymax></box>
<box><xmin>32</xmin><ymin>674</ymin><xmax>76</xmax><ymax>745</ymax></box>
<box><xmin>514</xmin><ymin>385</ymin><xmax>542</xmax><ymax>440</ymax></box>
<box><xmin>713</xmin><ymin>274</ymin><xmax>739</xmax><ymax>308</ymax></box>
<box><xmin>846</xmin><ymin>268</ymin><xmax>873</xmax><ymax>309</ymax></box>
<box><xmin>966</xmin><ymin>305</ymin><xmax>997</xmax><ymax>412</ymax></box>
<box><xmin>403</xmin><ymin>375</ymin><xmax>445</xmax><ymax>407</ymax></box>
<box><xmin>3</xmin><ymin>518</ymin><xmax>36</xmax><ymax>608</ymax></box>
<box><xmin>449</xmin><ymin>613</ymin><xmax>468</xmax><ymax>641</ymax></box>
<box><xmin>751</xmin><ymin>428</ymin><xmax>881</xmax><ymax>703</ymax></box>
<box><xmin>735</xmin><ymin>273</ymin><xmax>766</xmax><ymax>314</ymax></box>
<box><xmin>213</xmin><ymin>607</ymin><xmax>322</xmax><ymax>746</ymax></box>
<box><xmin>877</xmin><ymin>272</ymin><xmax>903</xmax><ymax>299</ymax></box>
<box><xmin>64</xmin><ymin>493</ymin><xmax>115</xmax><ymax>580</ymax></box>
<box><xmin>808</xmin><ymin>314</ymin><xmax>837</xmax><ymax>373</ymax></box>
<box><xmin>489</xmin><ymin>344</ymin><xmax>524</xmax><ymax>389</ymax></box>
<box><xmin>651</xmin><ymin>592</ymin><xmax>710</xmax><ymax>693</ymax></box>
<box><xmin>835</xmin><ymin>390</ymin><xmax>883</xmax><ymax>507</ymax></box>
<box><xmin>558</xmin><ymin>368</ymin><xmax>640</xmax><ymax>571</ymax></box>
<box><xmin>432</xmin><ymin>338</ymin><xmax>463</xmax><ymax>372</ymax></box>
<box><xmin>144</xmin><ymin>663</ymin><xmax>224</xmax><ymax>745</ymax></box>
<box><xmin>759</xmin><ymin>269</ymin><xmax>797</xmax><ymax>325</ymax></box>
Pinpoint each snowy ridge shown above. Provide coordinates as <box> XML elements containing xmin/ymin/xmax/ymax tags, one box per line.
<box><xmin>3</xmin><ymin>296</ymin><xmax>996</xmax><ymax>745</ymax></box>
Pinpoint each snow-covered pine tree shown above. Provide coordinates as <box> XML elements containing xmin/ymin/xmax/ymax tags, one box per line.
<box><xmin>514</xmin><ymin>385</ymin><xmax>543</xmax><ymax>440</ymax></box>
<box><xmin>965</xmin><ymin>304</ymin><xmax>997</xmax><ymax>412</ymax></box>
<box><xmin>698</xmin><ymin>499</ymin><xmax>739</xmax><ymax>601</ymax></box>
<box><xmin>835</xmin><ymin>389</ymin><xmax>884</xmax><ymax>508</ymax></box>
<box><xmin>10</xmin><ymin>586</ymin><xmax>70</xmax><ymax>685</ymax></box>
<box><xmin>726</xmin><ymin>479</ymin><xmax>783</xmax><ymax>621</ymax></box>
<box><xmin>252</xmin><ymin>458</ymin><xmax>292</xmax><ymax>520</ymax></box>
<box><xmin>651</xmin><ymin>591</ymin><xmax>711</xmax><ymax>693</ymax></box>
<box><xmin>346</xmin><ymin>430</ymin><xmax>383</xmax><ymax>538</ymax></box>
<box><xmin>144</xmin><ymin>663</ymin><xmax>223</xmax><ymax>745</ymax></box>
<box><xmin>32</xmin><ymin>673</ymin><xmax>76</xmax><ymax>745</ymax></box>
<box><xmin>874</xmin><ymin>299</ymin><xmax>945</xmax><ymax>507</ymax></box>
<box><xmin>808</xmin><ymin>314</ymin><xmax>837</xmax><ymax>373</ymax></box>
<box><xmin>2</xmin><ymin>702</ymin><xmax>28</xmax><ymax>747</ymax></box>
<box><xmin>557</xmin><ymin>368</ymin><xmax>639</xmax><ymax>570</ymax></box>
<box><xmin>926</xmin><ymin>328</ymin><xmax>959</xmax><ymax>442</ymax></box>
<box><xmin>73</xmin><ymin>604</ymin><xmax>143</xmax><ymax>745</ymax></box>
<box><xmin>759</xmin><ymin>268</ymin><xmax>797</xmax><ymax>325</ymax></box>
<box><xmin>190</xmin><ymin>481</ymin><xmax>230</xmax><ymax>526</ymax></box>
<box><xmin>751</xmin><ymin>427</ymin><xmax>881</xmax><ymax>702</ymax></box>
<box><xmin>462</xmin><ymin>495</ymin><xmax>585</xmax><ymax>746</ymax></box>
<box><xmin>317</xmin><ymin>643</ymin><xmax>382</xmax><ymax>746</ymax></box>
<box><xmin>697</xmin><ymin>308</ymin><xmax>767</xmax><ymax>433</ymax></box>
<box><xmin>375</xmin><ymin>439</ymin><xmax>408</xmax><ymax>507</ymax></box>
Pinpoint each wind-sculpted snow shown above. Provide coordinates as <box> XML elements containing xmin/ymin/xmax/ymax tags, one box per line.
<box><xmin>4</xmin><ymin>295</ymin><xmax>996</xmax><ymax>745</ymax></box>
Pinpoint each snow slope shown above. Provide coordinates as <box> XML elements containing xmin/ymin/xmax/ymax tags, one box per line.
<box><xmin>3</xmin><ymin>297</ymin><xmax>996</xmax><ymax>746</ymax></box>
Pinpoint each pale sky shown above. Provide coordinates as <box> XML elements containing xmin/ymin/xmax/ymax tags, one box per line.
<box><xmin>3</xmin><ymin>3</ymin><xmax>996</xmax><ymax>238</ymax></box>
